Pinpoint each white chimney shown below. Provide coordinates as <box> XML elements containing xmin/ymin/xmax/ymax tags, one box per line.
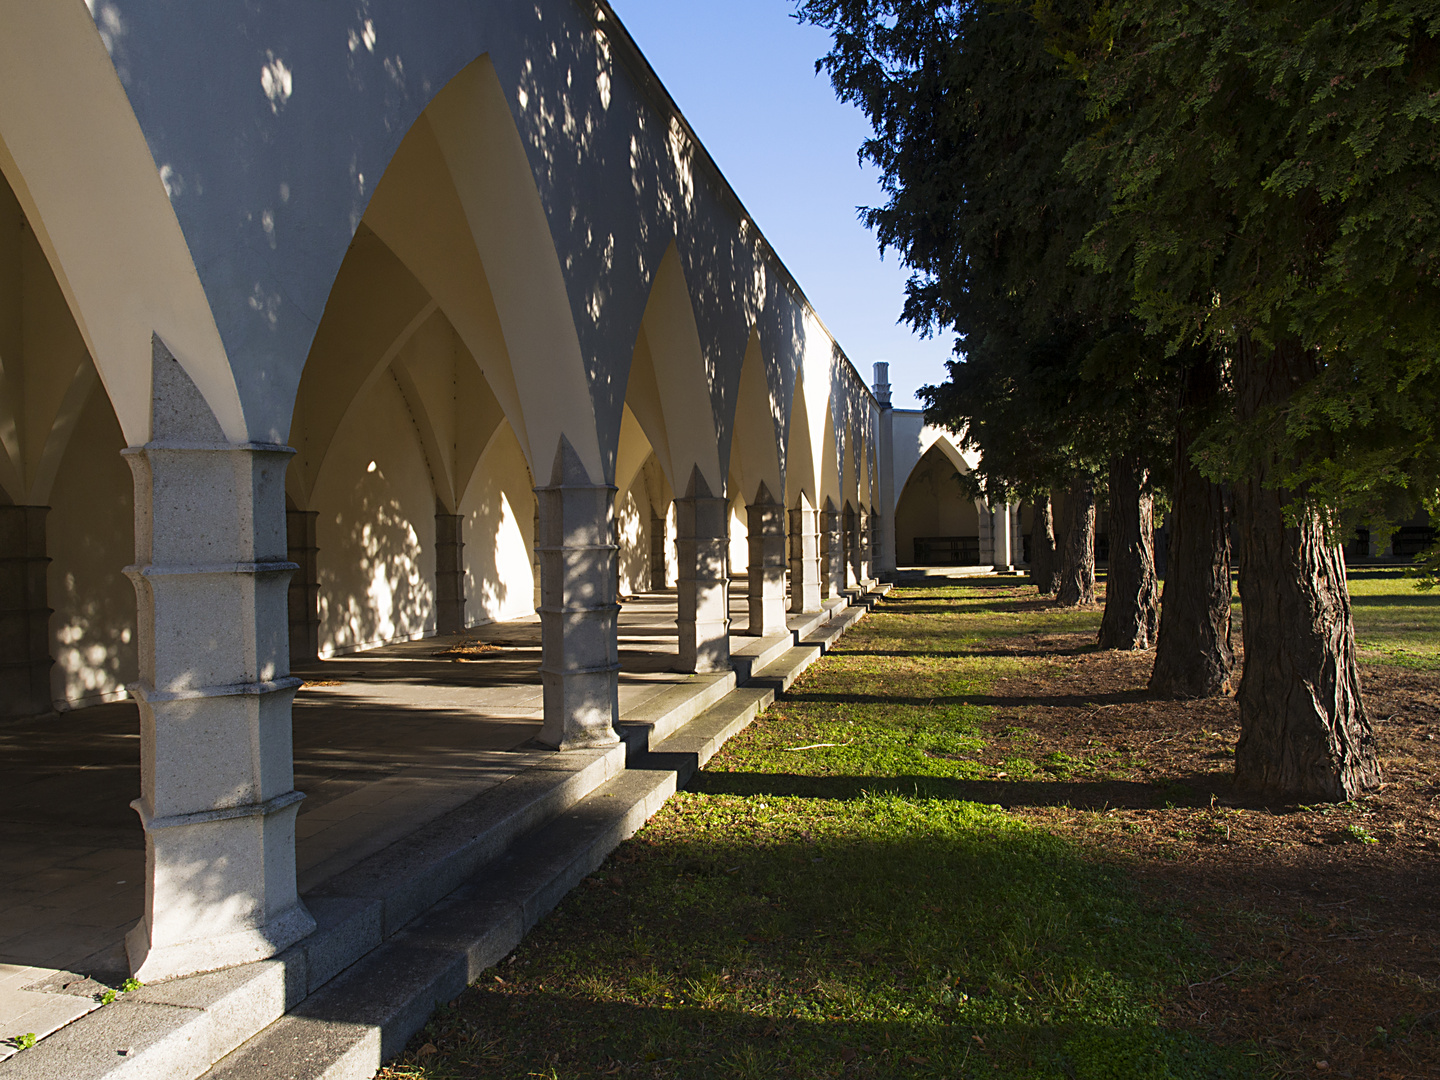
<box><xmin>872</xmin><ymin>361</ymin><xmax>891</xmax><ymax>407</ymax></box>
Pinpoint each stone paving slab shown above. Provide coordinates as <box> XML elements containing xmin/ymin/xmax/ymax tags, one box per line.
<box><xmin>194</xmin><ymin>610</ymin><xmax>874</xmax><ymax>1080</ymax></box>
<box><xmin>0</xmin><ymin>966</ymin><xmax>100</xmax><ymax>1063</ymax></box>
<box><xmin>0</xmin><ymin>586</ymin><xmax>874</xmax><ymax>1077</ymax></box>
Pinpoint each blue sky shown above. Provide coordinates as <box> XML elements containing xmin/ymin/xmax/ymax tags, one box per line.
<box><xmin>605</xmin><ymin>0</ymin><xmax>957</xmax><ymax>410</ymax></box>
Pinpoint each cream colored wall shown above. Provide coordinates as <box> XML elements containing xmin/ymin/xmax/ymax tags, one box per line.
<box><xmin>728</xmin><ymin>494</ymin><xmax>748</xmax><ymax>575</ymax></box>
<box><xmin>894</xmin><ymin>448</ymin><xmax>981</xmax><ymax>565</ymax></box>
<box><xmin>461</xmin><ymin>420</ymin><xmax>536</xmax><ymax>626</ymax></box>
<box><xmin>46</xmin><ymin>383</ymin><xmax>135</xmax><ymax>707</ymax></box>
<box><xmin>0</xmin><ymin>2</ymin><xmax>242</xmax><ymax>446</ymax></box>
<box><xmin>314</xmin><ymin>374</ymin><xmax>437</xmax><ymax>656</ymax></box>
<box><xmin>616</xmin><ymin>481</ymin><xmax>652</xmax><ymax>598</ymax></box>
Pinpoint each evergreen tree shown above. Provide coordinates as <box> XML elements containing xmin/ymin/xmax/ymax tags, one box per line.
<box><xmin>1065</xmin><ymin>0</ymin><xmax>1440</xmax><ymax>798</ymax></box>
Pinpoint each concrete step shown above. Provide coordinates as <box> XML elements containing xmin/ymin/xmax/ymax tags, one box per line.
<box><xmin>745</xmin><ymin>642</ymin><xmax>823</xmax><ymax>694</ymax></box>
<box><xmin>785</xmin><ymin>605</ymin><xmax>830</xmax><ymax>643</ymax></box>
<box><xmin>617</xmin><ymin>669</ymin><xmax>736</xmax><ymax>752</ymax></box>
<box><xmin>728</xmin><ymin>630</ymin><xmax>793</xmax><ymax>683</ymax></box>
<box><xmin>6</xmin><ymin>600</ymin><xmax>875</xmax><ymax>1080</ymax></box>
<box><xmin>0</xmin><ymin>741</ymin><xmax>625</xmax><ymax>1080</ymax></box>
<box><xmin>807</xmin><ymin>602</ymin><xmax>866</xmax><ymax>652</ymax></box>
<box><xmin>197</xmin><ymin>688</ymin><xmax>780</xmax><ymax>1080</ymax></box>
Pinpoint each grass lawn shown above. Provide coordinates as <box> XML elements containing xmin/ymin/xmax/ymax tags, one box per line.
<box><xmin>382</xmin><ymin>573</ymin><xmax>1439</xmax><ymax>1080</ymax></box>
<box><xmin>1348</xmin><ymin>567</ymin><xmax>1440</xmax><ymax>671</ymax></box>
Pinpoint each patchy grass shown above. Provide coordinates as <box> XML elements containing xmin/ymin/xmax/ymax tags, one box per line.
<box><xmin>381</xmin><ymin>581</ymin><xmax>1266</xmax><ymax>1080</ymax></box>
<box><xmin>1348</xmin><ymin>568</ymin><xmax>1440</xmax><ymax>671</ymax></box>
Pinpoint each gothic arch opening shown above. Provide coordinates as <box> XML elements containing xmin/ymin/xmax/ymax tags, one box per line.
<box><xmin>895</xmin><ymin>441</ymin><xmax>983</xmax><ymax>566</ymax></box>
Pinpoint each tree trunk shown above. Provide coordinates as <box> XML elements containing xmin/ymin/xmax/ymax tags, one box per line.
<box><xmin>1150</xmin><ymin>363</ymin><xmax>1234</xmax><ymax>698</ymax></box>
<box><xmin>1231</xmin><ymin>337</ymin><xmax>1380</xmax><ymax>801</ymax></box>
<box><xmin>1098</xmin><ymin>455</ymin><xmax>1158</xmax><ymax>649</ymax></box>
<box><xmin>1055</xmin><ymin>476</ymin><xmax>1096</xmax><ymax>607</ymax></box>
<box><xmin>1030</xmin><ymin>493</ymin><xmax>1058</xmax><ymax>595</ymax></box>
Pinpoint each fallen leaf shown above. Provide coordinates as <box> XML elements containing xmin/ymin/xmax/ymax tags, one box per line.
<box><xmin>418</xmin><ymin>1043</ymin><xmax>437</xmax><ymax>1058</ymax></box>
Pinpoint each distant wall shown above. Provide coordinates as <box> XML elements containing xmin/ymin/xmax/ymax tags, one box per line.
<box><xmin>47</xmin><ymin>386</ymin><xmax>135</xmax><ymax>707</ymax></box>
<box><xmin>894</xmin><ymin>447</ymin><xmax>980</xmax><ymax>566</ymax></box>
<box><xmin>314</xmin><ymin>375</ymin><xmax>437</xmax><ymax>656</ymax></box>
<box><xmin>461</xmin><ymin>421</ymin><xmax>536</xmax><ymax>627</ymax></box>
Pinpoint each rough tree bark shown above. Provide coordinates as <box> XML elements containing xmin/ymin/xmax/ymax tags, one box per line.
<box><xmin>1231</xmin><ymin>337</ymin><xmax>1380</xmax><ymax>801</ymax></box>
<box><xmin>1150</xmin><ymin>362</ymin><xmax>1234</xmax><ymax>698</ymax></box>
<box><xmin>1055</xmin><ymin>475</ymin><xmax>1097</xmax><ymax>607</ymax></box>
<box><xmin>1029</xmin><ymin>493</ymin><xmax>1058</xmax><ymax>595</ymax></box>
<box><xmin>1098</xmin><ymin>455</ymin><xmax>1159</xmax><ymax>649</ymax></box>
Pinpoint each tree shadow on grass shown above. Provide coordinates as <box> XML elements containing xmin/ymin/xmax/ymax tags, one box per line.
<box><xmin>685</xmin><ymin>769</ymin><xmax>1245</xmax><ymax>811</ymax></box>
<box><xmin>837</xmin><ymin>646</ymin><xmax>1098</xmax><ymax>660</ymax></box>
<box><xmin>783</xmin><ymin>689</ymin><xmax>1152</xmax><ymax>709</ymax></box>
<box><xmin>395</xmin><ymin>817</ymin><xmax>1262</xmax><ymax>1080</ymax></box>
<box><xmin>402</xmin><ymin>991</ymin><xmax>1256</xmax><ymax>1080</ymax></box>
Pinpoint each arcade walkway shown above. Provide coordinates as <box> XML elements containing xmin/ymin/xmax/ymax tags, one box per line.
<box><xmin>0</xmin><ymin>584</ymin><xmax>813</xmax><ymax>1057</ymax></box>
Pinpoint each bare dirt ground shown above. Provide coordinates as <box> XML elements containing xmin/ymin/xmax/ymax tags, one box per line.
<box><xmin>979</xmin><ymin>631</ymin><xmax>1440</xmax><ymax>1079</ymax></box>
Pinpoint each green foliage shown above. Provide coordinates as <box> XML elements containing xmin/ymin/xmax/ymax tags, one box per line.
<box><xmin>1067</xmin><ymin>0</ymin><xmax>1440</xmax><ymax>517</ymax></box>
<box><xmin>1344</xmin><ymin>822</ymin><xmax>1380</xmax><ymax>844</ymax></box>
<box><xmin>796</xmin><ymin>0</ymin><xmax>1171</xmax><ymax>501</ymax></box>
<box><xmin>387</xmin><ymin>582</ymin><xmax>1258</xmax><ymax>1079</ymax></box>
<box><xmin>1410</xmin><ymin>539</ymin><xmax>1440</xmax><ymax>590</ymax></box>
<box><xmin>802</xmin><ymin>0</ymin><xmax>1440</xmax><ymax>525</ymax></box>
<box><xmin>12</xmin><ymin>1034</ymin><xmax>35</xmax><ymax>1052</ymax></box>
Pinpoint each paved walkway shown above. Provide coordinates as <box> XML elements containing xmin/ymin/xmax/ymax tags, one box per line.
<box><xmin>0</xmin><ymin>586</ymin><xmax>756</xmax><ymax>1055</ymax></box>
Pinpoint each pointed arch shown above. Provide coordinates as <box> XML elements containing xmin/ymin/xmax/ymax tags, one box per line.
<box><xmin>919</xmin><ymin>431</ymin><xmax>971</xmax><ymax>480</ymax></box>
<box><xmin>624</xmin><ymin>240</ymin><xmax>723</xmax><ymax>496</ymax></box>
<box><xmin>286</xmin><ymin>227</ymin><xmax>437</xmax><ymax>509</ymax></box>
<box><xmin>783</xmin><ymin>368</ymin><xmax>820</xmax><ymax>511</ymax></box>
<box><xmin>360</xmin><ymin>55</ymin><xmax>599</xmax><ymax>485</ymax></box>
<box><xmin>729</xmin><ymin>327</ymin><xmax>783</xmax><ymax>505</ymax></box>
<box><xmin>895</xmin><ymin>437</ymin><xmax>984</xmax><ymax>567</ymax></box>
<box><xmin>0</xmin><ymin>2</ymin><xmax>240</xmax><ymax>444</ymax></box>
<box><xmin>819</xmin><ymin>398</ymin><xmax>841</xmax><ymax>509</ymax></box>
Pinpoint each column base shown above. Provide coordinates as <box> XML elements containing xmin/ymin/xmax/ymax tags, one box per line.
<box><xmin>677</xmin><ymin>620</ymin><xmax>730</xmax><ymax>673</ymax></box>
<box><xmin>126</xmin><ymin>900</ymin><xmax>315</xmax><ymax>984</ymax></box>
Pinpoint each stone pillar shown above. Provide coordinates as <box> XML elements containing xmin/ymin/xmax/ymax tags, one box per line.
<box><xmin>992</xmin><ymin>503</ymin><xmax>1014</xmax><ymax>571</ymax></box>
<box><xmin>745</xmin><ymin>482</ymin><xmax>787</xmax><ymax>635</ymax></box>
<box><xmin>650</xmin><ymin>508</ymin><xmax>668</xmax><ymax>590</ymax></box>
<box><xmin>788</xmin><ymin>492</ymin><xmax>822</xmax><ymax>614</ymax></box>
<box><xmin>532</xmin><ymin>498</ymin><xmax>542</xmax><ymax>611</ymax></box>
<box><xmin>875</xmin><ymin>380</ymin><xmax>897</xmax><ymax>574</ymax></box>
<box><xmin>124</xmin><ymin>341</ymin><xmax>313</xmax><ymax>982</ymax></box>
<box><xmin>844</xmin><ymin>504</ymin><xmax>860</xmax><ymax>589</ymax></box>
<box><xmin>822</xmin><ymin>498</ymin><xmax>844</xmax><ymax>599</ymax></box>
<box><xmin>285</xmin><ymin>507</ymin><xmax>319</xmax><ymax>665</ymax></box>
<box><xmin>535</xmin><ymin>439</ymin><xmax>620</xmax><ymax>750</ymax></box>
<box><xmin>435</xmin><ymin>507</ymin><xmax>465</xmax><ymax>634</ymax></box>
<box><xmin>675</xmin><ymin>466</ymin><xmax>729</xmax><ymax>672</ymax></box>
<box><xmin>857</xmin><ymin>505</ymin><xmax>873</xmax><ymax>584</ymax></box>
<box><xmin>0</xmin><ymin>504</ymin><xmax>53</xmax><ymax>718</ymax></box>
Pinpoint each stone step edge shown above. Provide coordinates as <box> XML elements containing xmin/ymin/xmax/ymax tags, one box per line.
<box><xmin>728</xmin><ymin>630</ymin><xmax>794</xmax><ymax>683</ymax></box>
<box><xmin>0</xmin><ymin>671</ymin><xmax>726</xmax><ymax>1080</ymax></box>
<box><xmin>199</xmin><ymin>595</ymin><xmax>871</xmax><ymax>1079</ymax></box>
<box><xmin>199</xmin><ymin>689</ymin><xmax>783</xmax><ymax>1079</ymax></box>
<box><xmin>746</xmin><ymin>641</ymin><xmax>823</xmax><ymax>695</ymax></box>
<box><xmin>6</xmin><ymin>595</ymin><xmax>873</xmax><ymax>1080</ymax></box>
